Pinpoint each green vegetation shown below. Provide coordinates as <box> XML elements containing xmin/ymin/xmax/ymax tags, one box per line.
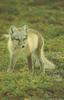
<box><xmin>0</xmin><ymin>0</ymin><xmax>64</xmax><ymax>99</ymax></box>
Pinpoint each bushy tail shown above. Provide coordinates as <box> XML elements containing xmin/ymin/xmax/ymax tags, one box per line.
<box><xmin>41</xmin><ymin>45</ymin><xmax>55</xmax><ymax>70</ymax></box>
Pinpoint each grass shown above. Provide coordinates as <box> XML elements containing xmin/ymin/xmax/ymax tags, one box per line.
<box><xmin>0</xmin><ymin>0</ymin><xmax>64</xmax><ymax>99</ymax></box>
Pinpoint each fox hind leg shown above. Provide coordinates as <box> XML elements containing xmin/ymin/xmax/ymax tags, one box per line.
<box><xmin>27</xmin><ymin>54</ymin><xmax>32</xmax><ymax>71</ymax></box>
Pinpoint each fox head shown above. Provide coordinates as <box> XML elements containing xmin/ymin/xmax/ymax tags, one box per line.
<box><xmin>9</xmin><ymin>25</ymin><xmax>28</xmax><ymax>48</ymax></box>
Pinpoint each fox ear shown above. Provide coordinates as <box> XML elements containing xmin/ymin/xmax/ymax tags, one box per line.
<box><xmin>9</xmin><ymin>25</ymin><xmax>17</xmax><ymax>34</ymax></box>
<box><xmin>23</xmin><ymin>25</ymin><xmax>28</xmax><ymax>32</ymax></box>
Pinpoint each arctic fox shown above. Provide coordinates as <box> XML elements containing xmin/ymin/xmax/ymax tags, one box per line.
<box><xmin>4</xmin><ymin>25</ymin><xmax>55</xmax><ymax>73</ymax></box>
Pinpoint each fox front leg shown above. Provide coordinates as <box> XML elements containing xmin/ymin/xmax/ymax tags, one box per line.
<box><xmin>7</xmin><ymin>55</ymin><xmax>12</xmax><ymax>72</ymax></box>
<box><xmin>7</xmin><ymin>54</ymin><xmax>17</xmax><ymax>72</ymax></box>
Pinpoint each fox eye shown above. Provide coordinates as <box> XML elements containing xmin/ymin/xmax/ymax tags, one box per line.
<box><xmin>23</xmin><ymin>36</ymin><xmax>27</xmax><ymax>41</ymax></box>
<box><xmin>23</xmin><ymin>37</ymin><xmax>27</xmax><ymax>41</ymax></box>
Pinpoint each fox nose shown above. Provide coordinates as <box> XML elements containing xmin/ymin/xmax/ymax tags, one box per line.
<box><xmin>22</xmin><ymin>45</ymin><xmax>24</xmax><ymax>48</ymax></box>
